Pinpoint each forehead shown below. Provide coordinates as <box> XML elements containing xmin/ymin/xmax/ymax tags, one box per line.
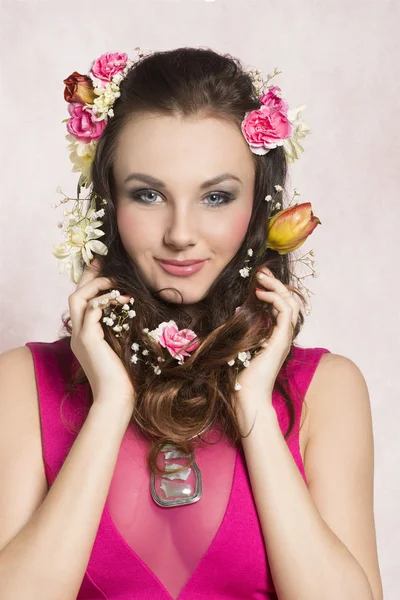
<box><xmin>113</xmin><ymin>114</ymin><xmax>255</xmax><ymax>185</ymax></box>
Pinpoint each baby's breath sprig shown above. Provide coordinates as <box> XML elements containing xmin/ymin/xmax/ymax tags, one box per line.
<box><xmin>239</xmin><ymin>248</ymin><xmax>254</xmax><ymax>278</ymax></box>
<box><xmin>129</xmin><ymin>330</ymin><xmax>168</xmax><ymax>375</ymax></box>
<box><xmin>101</xmin><ymin>293</ymin><xmax>136</xmax><ymax>338</ymax></box>
<box><xmin>227</xmin><ymin>350</ymin><xmax>253</xmax><ymax>390</ymax></box>
<box><xmin>263</xmin><ymin>182</ymin><xmax>285</xmax><ymax>214</ymax></box>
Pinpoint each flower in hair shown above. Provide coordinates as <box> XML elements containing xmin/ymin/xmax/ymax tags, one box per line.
<box><xmin>266</xmin><ymin>201</ymin><xmax>321</xmax><ymax>255</ymax></box>
<box><xmin>242</xmin><ymin>68</ymin><xmax>311</xmax><ymax>162</ymax></box>
<box><xmin>62</xmin><ymin>48</ymin><xmax>150</xmax><ymax>188</ymax></box>
<box><xmin>147</xmin><ymin>321</ymin><xmax>200</xmax><ymax>364</ymax></box>
<box><xmin>51</xmin><ymin>193</ymin><xmax>108</xmax><ymax>283</ymax></box>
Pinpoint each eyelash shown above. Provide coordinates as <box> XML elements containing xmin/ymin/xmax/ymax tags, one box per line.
<box><xmin>128</xmin><ymin>188</ymin><xmax>236</xmax><ymax>209</ymax></box>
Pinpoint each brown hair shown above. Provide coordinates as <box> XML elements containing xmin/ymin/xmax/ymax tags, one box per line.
<box><xmin>59</xmin><ymin>46</ymin><xmax>308</xmax><ymax>476</ymax></box>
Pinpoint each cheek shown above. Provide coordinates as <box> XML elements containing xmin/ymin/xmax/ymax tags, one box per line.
<box><xmin>211</xmin><ymin>208</ymin><xmax>251</xmax><ymax>250</ymax></box>
<box><xmin>116</xmin><ymin>207</ymin><xmax>148</xmax><ymax>249</ymax></box>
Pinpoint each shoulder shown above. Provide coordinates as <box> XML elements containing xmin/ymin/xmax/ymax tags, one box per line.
<box><xmin>304</xmin><ymin>351</ymin><xmax>372</xmax><ymax>447</ymax></box>
<box><xmin>0</xmin><ymin>345</ymin><xmax>39</xmax><ymax>422</ymax></box>
<box><xmin>0</xmin><ymin>345</ymin><xmax>36</xmax><ymax>383</ymax></box>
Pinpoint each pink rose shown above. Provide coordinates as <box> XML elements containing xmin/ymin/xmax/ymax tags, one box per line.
<box><xmin>241</xmin><ymin>104</ymin><xmax>293</xmax><ymax>155</ymax></box>
<box><xmin>150</xmin><ymin>320</ymin><xmax>200</xmax><ymax>362</ymax></box>
<box><xmin>90</xmin><ymin>52</ymin><xmax>128</xmax><ymax>87</ymax></box>
<box><xmin>66</xmin><ymin>102</ymin><xmax>106</xmax><ymax>143</ymax></box>
<box><xmin>259</xmin><ymin>85</ymin><xmax>289</xmax><ymax>113</ymax></box>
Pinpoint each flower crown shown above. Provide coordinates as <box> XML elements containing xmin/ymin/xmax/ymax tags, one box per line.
<box><xmin>61</xmin><ymin>50</ymin><xmax>311</xmax><ymax>189</ymax></box>
<box><xmin>52</xmin><ymin>49</ymin><xmax>321</xmax><ymax>377</ymax></box>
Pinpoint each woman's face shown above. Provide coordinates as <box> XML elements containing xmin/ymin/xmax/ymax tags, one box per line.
<box><xmin>113</xmin><ymin>114</ymin><xmax>255</xmax><ymax>306</ymax></box>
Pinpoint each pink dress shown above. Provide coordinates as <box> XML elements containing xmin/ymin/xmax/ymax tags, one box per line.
<box><xmin>25</xmin><ymin>338</ymin><xmax>331</xmax><ymax>599</ymax></box>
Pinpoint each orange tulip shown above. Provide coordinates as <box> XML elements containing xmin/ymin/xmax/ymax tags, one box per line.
<box><xmin>63</xmin><ymin>72</ymin><xmax>96</xmax><ymax>104</ymax></box>
<box><xmin>266</xmin><ymin>202</ymin><xmax>321</xmax><ymax>254</ymax></box>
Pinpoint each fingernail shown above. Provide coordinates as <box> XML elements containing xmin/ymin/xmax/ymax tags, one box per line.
<box><xmin>257</xmin><ymin>271</ymin><xmax>265</xmax><ymax>279</ymax></box>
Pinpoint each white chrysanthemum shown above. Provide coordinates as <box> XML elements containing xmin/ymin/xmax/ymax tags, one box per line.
<box><xmin>283</xmin><ymin>105</ymin><xmax>312</xmax><ymax>163</ymax></box>
<box><xmin>65</xmin><ymin>134</ymin><xmax>97</xmax><ymax>184</ymax></box>
<box><xmin>52</xmin><ymin>196</ymin><xmax>108</xmax><ymax>284</ymax></box>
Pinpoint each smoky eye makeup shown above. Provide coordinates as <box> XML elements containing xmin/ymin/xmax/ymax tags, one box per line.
<box><xmin>126</xmin><ymin>186</ymin><xmax>239</xmax><ymax>208</ymax></box>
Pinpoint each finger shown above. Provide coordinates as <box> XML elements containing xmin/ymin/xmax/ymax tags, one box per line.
<box><xmin>69</xmin><ymin>276</ymin><xmax>117</xmax><ymax>334</ymax></box>
<box><xmin>255</xmin><ymin>290</ymin><xmax>296</xmax><ymax>339</ymax></box>
<box><xmin>256</xmin><ymin>270</ymin><xmax>293</xmax><ymax>297</ymax></box>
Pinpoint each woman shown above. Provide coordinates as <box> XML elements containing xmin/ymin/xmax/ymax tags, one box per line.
<box><xmin>0</xmin><ymin>47</ymin><xmax>383</xmax><ymax>599</ymax></box>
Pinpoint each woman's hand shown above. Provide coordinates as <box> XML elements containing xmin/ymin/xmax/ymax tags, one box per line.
<box><xmin>235</xmin><ymin>266</ymin><xmax>301</xmax><ymax>409</ymax></box>
<box><xmin>68</xmin><ymin>257</ymin><xmax>136</xmax><ymax>414</ymax></box>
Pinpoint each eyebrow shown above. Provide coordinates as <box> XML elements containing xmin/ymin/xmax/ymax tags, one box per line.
<box><xmin>123</xmin><ymin>172</ymin><xmax>243</xmax><ymax>190</ymax></box>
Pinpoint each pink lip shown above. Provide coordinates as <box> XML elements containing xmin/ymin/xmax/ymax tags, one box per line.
<box><xmin>158</xmin><ymin>259</ymin><xmax>207</xmax><ymax>277</ymax></box>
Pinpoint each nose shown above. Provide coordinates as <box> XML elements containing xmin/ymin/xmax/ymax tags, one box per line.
<box><xmin>163</xmin><ymin>203</ymin><xmax>199</xmax><ymax>249</ymax></box>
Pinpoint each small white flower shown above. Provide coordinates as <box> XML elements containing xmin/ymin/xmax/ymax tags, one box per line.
<box><xmin>110</xmin><ymin>312</ymin><xmax>117</xmax><ymax>321</ymax></box>
<box><xmin>129</xmin><ymin>297</ymin><xmax>135</xmax><ymax>304</ymax></box>
<box><xmin>275</xmin><ymin>202</ymin><xmax>281</xmax><ymax>209</ymax></box>
<box><xmin>238</xmin><ymin>351</ymin><xmax>248</xmax><ymax>362</ymax></box>
<box><xmin>113</xmin><ymin>325</ymin><xmax>123</xmax><ymax>332</ymax></box>
<box><xmin>227</xmin><ymin>359</ymin><xmax>235</xmax><ymax>366</ymax></box>
<box><xmin>142</xmin><ymin>349</ymin><xmax>149</xmax><ymax>355</ymax></box>
<box><xmin>274</xmin><ymin>184</ymin><xmax>283</xmax><ymax>192</ymax></box>
<box><xmin>264</xmin><ymin>195</ymin><xmax>272</xmax><ymax>202</ymax></box>
<box><xmin>130</xmin><ymin>354</ymin><xmax>138</xmax><ymax>364</ymax></box>
<box><xmin>131</xmin><ymin>342</ymin><xmax>140</xmax><ymax>352</ymax></box>
<box><xmin>122</xmin><ymin>323</ymin><xmax>130</xmax><ymax>330</ymax></box>
<box><xmin>110</xmin><ymin>289</ymin><xmax>121</xmax><ymax>299</ymax></box>
<box><xmin>239</xmin><ymin>267</ymin><xmax>250</xmax><ymax>278</ymax></box>
<box><xmin>154</xmin><ymin>365</ymin><xmax>161</xmax><ymax>375</ymax></box>
<box><xmin>55</xmin><ymin>186</ymin><xmax>62</xmax><ymax>194</ymax></box>
<box><xmin>157</xmin><ymin>357</ymin><xmax>166</xmax><ymax>363</ymax></box>
<box><xmin>234</xmin><ymin>381</ymin><xmax>242</xmax><ymax>391</ymax></box>
<box><xmin>243</xmin><ymin>360</ymin><xmax>250</xmax><ymax>368</ymax></box>
<box><xmin>247</xmin><ymin>248</ymin><xmax>253</xmax><ymax>257</ymax></box>
<box><xmin>122</xmin><ymin>304</ymin><xmax>130</xmax><ymax>310</ymax></box>
<box><xmin>128</xmin><ymin>310</ymin><xmax>136</xmax><ymax>318</ymax></box>
<box><xmin>143</xmin><ymin>328</ymin><xmax>149</xmax><ymax>333</ymax></box>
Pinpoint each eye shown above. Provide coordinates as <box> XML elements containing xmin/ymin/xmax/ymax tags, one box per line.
<box><xmin>128</xmin><ymin>188</ymin><xmax>236</xmax><ymax>208</ymax></box>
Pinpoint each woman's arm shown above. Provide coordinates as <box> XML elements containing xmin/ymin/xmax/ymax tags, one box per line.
<box><xmin>0</xmin><ymin>397</ymin><xmax>132</xmax><ymax>600</ymax></box>
<box><xmin>239</xmin><ymin>353</ymin><xmax>383</xmax><ymax>600</ymax></box>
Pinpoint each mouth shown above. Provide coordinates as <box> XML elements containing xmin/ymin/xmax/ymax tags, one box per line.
<box><xmin>157</xmin><ymin>259</ymin><xmax>208</xmax><ymax>277</ymax></box>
